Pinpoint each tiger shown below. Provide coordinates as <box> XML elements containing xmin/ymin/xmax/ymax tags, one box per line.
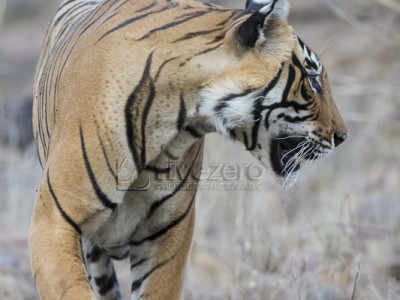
<box><xmin>30</xmin><ymin>0</ymin><xmax>347</xmax><ymax>299</ymax></box>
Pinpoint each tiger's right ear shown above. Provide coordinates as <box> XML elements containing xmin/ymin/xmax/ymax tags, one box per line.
<box><xmin>238</xmin><ymin>0</ymin><xmax>290</xmax><ymax>48</ymax></box>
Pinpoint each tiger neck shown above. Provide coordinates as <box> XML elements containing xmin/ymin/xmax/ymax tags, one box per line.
<box><xmin>121</xmin><ymin>4</ymin><xmax>248</xmax><ymax>169</ymax></box>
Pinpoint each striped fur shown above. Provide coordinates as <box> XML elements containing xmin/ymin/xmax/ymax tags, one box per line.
<box><xmin>30</xmin><ymin>0</ymin><xmax>346</xmax><ymax>299</ymax></box>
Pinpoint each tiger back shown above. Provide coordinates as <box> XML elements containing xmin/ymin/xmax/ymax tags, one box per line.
<box><xmin>30</xmin><ymin>0</ymin><xmax>346</xmax><ymax>299</ymax></box>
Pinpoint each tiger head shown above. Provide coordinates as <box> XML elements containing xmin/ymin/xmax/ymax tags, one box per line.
<box><xmin>197</xmin><ymin>0</ymin><xmax>347</xmax><ymax>185</ymax></box>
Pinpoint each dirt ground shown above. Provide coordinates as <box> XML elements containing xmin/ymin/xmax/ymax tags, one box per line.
<box><xmin>1</xmin><ymin>0</ymin><xmax>400</xmax><ymax>299</ymax></box>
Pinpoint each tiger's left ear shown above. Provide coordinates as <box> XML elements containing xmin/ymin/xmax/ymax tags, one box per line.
<box><xmin>238</xmin><ymin>0</ymin><xmax>290</xmax><ymax>48</ymax></box>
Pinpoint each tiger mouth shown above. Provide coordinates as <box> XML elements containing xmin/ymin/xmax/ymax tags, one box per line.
<box><xmin>270</xmin><ymin>136</ymin><xmax>305</xmax><ymax>176</ymax></box>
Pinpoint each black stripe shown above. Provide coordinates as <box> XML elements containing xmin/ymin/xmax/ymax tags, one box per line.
<box><xmin>94</xmin><ymin>274</ymin><xmax>108</xmax><ymax>287</ymax></box>
<box><xmin>206</xmin><ymin>5</ymin><xmax>230</xmax><ymax>13</ymax></box>
<box><xmin>305</xmin><ymin>57</ymin><xmax>318</xmax><ymax>71</ymax></box>
<box><xmin>310</xmin><ymin>109</ymin><xmax>320</xmax><ymax>121</ymax></box>
<box><xmin>281</xmin><ymin>65</ymin><xmax>296</xmax><ymax>103</ymax></box>
<box><xmin>177</xmin><ymin>94</ymin><xmax>187</xmax><ymax>131</ymax></box>
<box><xmin>229</xmin><ymin>129</ymin><xmax>237</xmax><ymax>140</ymax></box>
<box><xmin>289</xmin><ymin>101</ymin><xmax>310</xmax><ymax>112</ymax></box>
<box><xmin>191</xmin><ymin>42</ymin><xmax>223</xmax><ymax>58</ymax></box>
<box><xmin>40</xmin><ymin>52</ymin><xmax>52</xmax><ymax>155</ymax></box>
<box><xmin>80</xmin><ymin>238</ymin><xmax>85</xmax><ymax>276</ymax></box>
<box><xmin>263</xmin><ymin>101</ymin><xmax>310</xmax><ymax>129</ymax></box>
<box><xmin>283</xmin><ymin>114</ymin><xmax>314</xmax><ymax>123</ymax></box>
<box><xmin>185</xmin><ymin>126</ymin><xmax>202</xmax><ymax>138</ymax></box>
<box><xmin>94</xmin><ymin>11</ymin><xmax>118</xmax><ymax>32</ymax></box>
<box><xmin>35</xmin><ymin>140</ymin><xmax>44</xmax><ymax>168</ymax></box>
<box><xmin>94</xmin><ymin>120</ymin><xmax>117</xmax><ymax>180</ymax></box>
<box><xmin>182</xmin><ymin>4</ymin><xmax>195</xmax><ymax>10</ymax></box>
<box><xmin>206</xmin><ymin>31</ymin><xmax>226</xmax><ymax>45</ymax></box>
<box><xmin>43</xmin><ymin>77</ymin><xmax>50</xmax><ymax>141</ymax></box>
<box><xmin>146</xmin><ymin>166</ymin><xmax>189</xmax><ymax>218</ymax></box>
<box><xmin>54</xmin><ymin>2</ymin><xmax>97</xmax><ymax>27</ymax></box>
<box><xmin>135</xmin><ymin>2</ymin><xmax>157</xmax><ymax>13</ymax></box>
<box><xmin>247</xmin><ymin>117</ymin><xmax>261</xmax><ymax>151</ymax></box>
<box><xmin>173</xmin><ymin>28</ymin><xmax>221</xmax><ymax>43</ymax></box>
<box><xmin>53</xmin><ymin>19</ymin><xmax>71</xmax><ymax>43</ymax></box>
<box><xmin>98</xmin><ymin>3</ymin><xmax>178</xmax><ymax>42</ymax></box>
<box><xmin>47</xmin><ymin>171</ymin><xmax>82</xmax><ymax>235</ymax></box>
<box><xmin>180</xmin><ymin>43</ymin><xmax>223</xmax><ymax>67</ymax></box>
<box><xmin>125</xmin><ymin>53</ymin><xmax>154</xmax><ymax>170</ymax></box>
<box><xmin>98</xmin><ymin>269</ymin><xmax>118</xmax><ymax>295</ymax></box>
<box><xmin>297</xmin><ymin>37</ymin><xmax>306</xmax><ymax>49</ymax></box>
<box><xmin>214</xmin><ymin>89</ymin><xmax>254</xmax><ymax>115</ymax></box>
<box><xmin>146</xmin><ymin>146</ymin><xmax>201</xmax><ymax>218</ymax></box>
<box><xmin>114</xmin><ymin>0</ymin><xmax>130</xmax><ymax>11</ymax></box>
<box><xmin>175</xmin><ymin>10</ymin><xmax>208</xmax><ymax>20</ymax></box>
<box><xmin>131</xmin><ymin>257</ymin><xmax>173</xmax><ymax>292</ymax></box>
<box><xmin>38</xmin><ymin>73</ymin><xmax>48</xmax><ymax>155</ymax></box>
<box><xmin>131</xmin><ymin>258</ymin><xmax>148</xmax><ymax>269</ymax></box>
<box><xmin>80</xmin><ymin>127</ymin><xmax>117</xmax><ymax>210</ymax></box>
<box><xmin>37</xmin><ymin>103</ymin><xmax>47</xmax><ymax>161</ymax></box>
<box><xmin>88</xmin><ymin>244</ymin><xmax>102</xmax><ymax>262</ymax></box>
<box><xmin>131</xmin><ymin>193</ymin><xmax>196</xmax><ymax>246</ymax></box>
<box><xmin>301</xmin><ymin>82</ymin><xmax>311</xmax><ymax>101</ymax></box>
<box><xmin>140</xmin><ymin>68</ymin><xmax>156</xmax><ymax>166</ymax></box>
<box><xmin>77</xmin><ymin>0</ymin><xmax>107</xmax><ymax>33</ymax></box>
<box><xmin>58</xmin><ymin>0</ymin><xmax>77</xmax><ymax>11</ymax></box>
<box><xmin>259</xmin><ymin>66</ymin><xmax>283</xmax><ymax>130</ymax></box>
<box><xmin>138</xmin><ymin>10</ymin><xmax>211</xmax><ymax>41</ymax></box>
<box><xmin>292</xmin><ymin>52</ymin><xmax>303</xmax><ymax>71</ymax></box>
<box><xmin>203</xmin><ymin>4</ymin><xmax>230</xmax><ymax>12</ymax></box>
<box><xmin>79</xmin><ymin>0</ymin><xmax>121</xmax><ymax>38</ymax></box>
<box><xmin>154</xmin><ymin>56</ymin><xmax>179</xmax><ymax>81</ymax></box>
<box><xmin>245</xmin><ymin>68</ymin><xmax>282</xmax><ymax>151</ymax></box>
<box><xmin>144</xmin><ymin>165</ymin><xmax>171</xmax><ymax>174</ymax></box>
<box><xmin>264</xmin><ymin>107</ymin><xmax>273</xmax><ymax>130</ymax></box>
<box><xmin>242</xmin><ymin>131</ymin><xmax>249</xmax><ymax>149</ymax></box>
<box><xmin>216</xmin><ymin>11</ymin><xmax>235</xmax><ymax>26</ymax></box>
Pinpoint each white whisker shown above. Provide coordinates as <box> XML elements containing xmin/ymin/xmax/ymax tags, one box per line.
<box><xmin>284</xmin><ymin>142</ymin><xmax>308</xmax><ymax>171</ymax></box>
<box><xmin>273</xmin><ymin>135</ymin><xmax>307</xmax><ymax>141</ymax></box>
<box><xmin>282</xmin><ymin>143</ymin><xmax>310</xmax><ymax>186</ymax></box>
<box><xmin>282</xmin><ymin>143</ymin><xmax>320</xmax><ymax>187</ymax></box>
<box><xmin>318</xmin><ymin>34</ymin><xmax>335</xmax><ymax>57</ymax></box>
<box><xmin>280</xmin><ymin>141</ymin><xmax>307</xmax><ymax>165</ymax></box>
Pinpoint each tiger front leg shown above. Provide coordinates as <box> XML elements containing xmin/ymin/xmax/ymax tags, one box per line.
<box><xmin>29</xmin><ymin>172</ymin><xmax>96</xmax><ymax>300</ymax></box>
<box><xmin>128</xmin><ymin>194</ymin><xmax>196</xmax><ymax>300</ymax></box>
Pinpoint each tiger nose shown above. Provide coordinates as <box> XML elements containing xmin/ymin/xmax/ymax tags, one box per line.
<box><xmin>334</xmin><ymin>131</ymin><xmax>347</xmax><ymax>147</ymax></box>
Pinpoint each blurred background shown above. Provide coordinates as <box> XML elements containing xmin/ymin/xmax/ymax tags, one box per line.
<box><xmin>0</xmin><ymin>0</ymin><xmax>399</xmax><ymax>299</ymax></box>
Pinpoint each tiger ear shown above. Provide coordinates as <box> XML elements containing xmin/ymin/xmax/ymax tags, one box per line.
<box><xmin>238</xmin><ymin>0</ymin><xmax>290</xmax><ymax>48</ymax></box>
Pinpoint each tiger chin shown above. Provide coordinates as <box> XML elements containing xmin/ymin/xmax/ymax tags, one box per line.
<box><xmin>30</xmin><ymin>0</ymin><xmax>346</xmax><ymax>299</ymax></box>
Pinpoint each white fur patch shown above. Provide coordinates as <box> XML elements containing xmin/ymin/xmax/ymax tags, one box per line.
<box><xmin>253</xmin><ymin>0</ymin><xmax>290</xmax><ymax>21</ymax></box>
<box><xmin>198</xmin><ymin>80</ymin><xmax>256</xmax><ymax>136</ymax></box>
<box><xmin>299</xmin><ymin>43</ymin><xmax>323</xmax><ymax>93</ymax></box>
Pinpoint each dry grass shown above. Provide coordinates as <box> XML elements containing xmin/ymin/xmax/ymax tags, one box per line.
<box><xmin>0</xmin><ymin>0</ymin><xmax>400</xmax><ymax>299</ymax></box>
